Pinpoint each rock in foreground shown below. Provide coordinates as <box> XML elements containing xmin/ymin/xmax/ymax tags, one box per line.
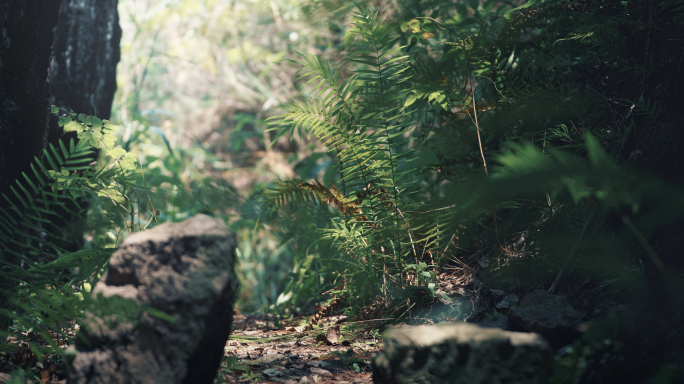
<box><xmin>507</xmin><ymin>290</ymin><xmax>585</xmax><ymax>350</ymax></box>
<box><xmin>68</xmin><ymin>215</ymin><xmax>239</xmax><ymax>384</ymax></box>
<box><xmin>372</xmin><ymin>323</ymin><xmax>553</xmax><ymax>384</ymax></box>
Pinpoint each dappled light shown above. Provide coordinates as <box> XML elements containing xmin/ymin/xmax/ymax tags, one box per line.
<box><xmin>1</xmin><ymin>0</ymin><xmax>683</xmax><ymax>382</ymax></box>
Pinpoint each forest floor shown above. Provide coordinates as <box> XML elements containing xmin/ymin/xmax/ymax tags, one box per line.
<box><xmin>218</xmin><ymin>313</ymin><xmax>382</xmax><ymax>384</ymax></box>
<box><xmin>1</xmin><ymin>265</ymin><xmax>683</xmax><ymax>383</ymax></box>
<box><xmin>218</xmin><ymin>267</ymin><xmax>479</xmax><ymax>384</ymax></box>
<box><xmin>0</xmin><ymin>312</ymin><xmax>382</xmax><ymax>384</ymax></box>
<box><xmin>0</xmin><ymin>271</ymin><xmax>467</xmax><ymax>384</ymax></box>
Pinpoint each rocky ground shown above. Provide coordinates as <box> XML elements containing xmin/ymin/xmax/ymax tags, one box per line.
<box><xmin>1</xmin><ymin>281</ymin><xmax>683</xmax><ymax>384</ymax></box>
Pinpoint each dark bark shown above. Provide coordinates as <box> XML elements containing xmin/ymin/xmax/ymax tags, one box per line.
<box><xmin>0</xmin><ymin>0</ymin><xmax>61</xmax><ymax>210</ymax></box>
<box><xmin>0</xmin><ymin>0</ymin><xmax>62</xmax><ymax>323</ymax></box>
<box><xmin>46</xmin><ymin>0</ymin><xmax>122</xmax><ymax>251</ymax></box>
<box><xmin>48</xmin><ymin>0</ymin><xmax>121</xmax><ymax>132</ymax></box>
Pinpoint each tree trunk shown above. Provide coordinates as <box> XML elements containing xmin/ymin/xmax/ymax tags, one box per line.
<box><xmin>0</xmin><ymin>0</ymin><xmax>62</xmax><ymax>323</ymax></box>
<box><xmin>48</xmin><ymin>0</ymin><xmax>121</xmax><ymax>131</ymax></box>
<box><xmin>46</xmin><ymin>0</ymin><xmax>122</xmax><ymax>252</ymax></box>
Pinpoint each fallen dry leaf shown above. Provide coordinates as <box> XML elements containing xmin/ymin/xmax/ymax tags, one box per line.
<box><xmin>214</xmin><ymin>313</ymin><xmax>379</xmax><ymax>384</ymax></box>
<box><xmin>327</xmin><ymin>325</ymin><xmax>340</xmax><ymax>344</ymax></box>
<box><xmin>310</xmin><ymin>367</ymin><xmax>332</xmax><ymax>375</ymax></box>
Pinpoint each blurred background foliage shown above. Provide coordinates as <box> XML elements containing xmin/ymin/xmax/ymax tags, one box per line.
<box><xmin>2</xmin><ymin>0</ymin><xmax>683</xmax><ymax>380</ymax></box>
<box><xmin>108</xmin><ymin>0</ymin><xmax>533</xmax><ymax>315</ymax></box>
<box><xmin>105</xmin><ymin>0</ymin><xmax>684</xmax><ymax>320</ymax></box>
<box><xmin>109</xmin><ymin>0</ymin><xmax>373</xmax><ymax>313</ymax></box>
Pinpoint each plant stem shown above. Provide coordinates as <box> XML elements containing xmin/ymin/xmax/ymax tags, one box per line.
<box><xmin>622</xmin><ymin>215</ymin><xmax>667</xmax><ymax>276</ymax></box>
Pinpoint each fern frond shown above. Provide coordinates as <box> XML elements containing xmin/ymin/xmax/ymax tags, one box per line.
<box><xmin>263</xmin><ymin>179</ymin><xmax>372</xmax><ymax>223</ymax></box>
<box><xmin>266</xmin><ymin>4</ymin><xmax>439</xmax><ymax>303</ymax></box>
<box><xmin>0</xmin><ymin>108</ymin><xmax>145</xmax><ymax>356</ymax></box>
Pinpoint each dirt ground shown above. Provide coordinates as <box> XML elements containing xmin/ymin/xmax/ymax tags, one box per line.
<box><xmin>218</xmin><ymin>314</ymin><xmax>384</xmax><ymax>384</ymax></box>
<box><xmin>0</xmin><ymin>271</ymin><xmax>468</xmax><ymax>384</ymax></box>
<box><xmin>0</xmin><ymin>313</ymin><xmax>382</xmax><ymax>384</ymax></box>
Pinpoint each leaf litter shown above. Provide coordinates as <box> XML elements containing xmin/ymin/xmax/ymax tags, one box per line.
<box><xmin>219</xmin><ymin>313</ymin><xmax>382</xmax><ymax>383</ymax></box>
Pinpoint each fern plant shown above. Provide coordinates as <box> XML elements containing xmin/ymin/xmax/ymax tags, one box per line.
<box><xmin>264</xmin><ymin>5</ymin><xmax>459</xmax><ymax>311</ymax></box>
<box><xmin>392</xmin><ymin>0</ymin><xmax>684</xmax><ymax>306</ymax></box>
<box><xmin>0</xmin><ymin>107</ymin><xmax>153</xmax><ymax>362</ymax></box>
<box><xmin>264</xmin><ymin>0</ymin><xmax>684</xmax><ymax>319</ymax></box>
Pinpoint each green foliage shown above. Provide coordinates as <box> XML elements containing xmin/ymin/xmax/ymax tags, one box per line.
<box><xmin>265</xmin><ymin>0</ymin><xmax>684</xmax><ymax>318</ymax></box>
<box><xmin>3</xmin><ymin>367</ymin><xmax>36</xmax><ymax>384</ymax></box>
<box><xmin>3</xmin><ymin>4</ymin><xmax>682</xmax><ymax>380</ymax></box>
<box><xmin>95</xmin><ymin>112</ymin><xmax>297</xmax><ymax>313</ymax></box>
<box><xmin>444</xmin><ymin>133</ymin><xmax>684</xmax><ymax>230</ymax></box>
<box><xmin>0</xmin><ymin>107</ymin><xmax>164</xmax><ymax>360</ymax></box>
<box><xmin>266</xmin><ymin>5</ymin><xmax>461</xmax><ymax>312</ymax></box>
<box><xmin>404</xmin><ymin>262</ymin><xmax>437</xmax><ymax>298</ymax></box>
<box><xmin>224</xmin><ymin>355</ymin><xmax>247</xmax><ymax>372</ymax></box>
<box><xmin>111</xmin><ymin>0</ymin><xmax>381</xmax><ymax>315</ymax></box>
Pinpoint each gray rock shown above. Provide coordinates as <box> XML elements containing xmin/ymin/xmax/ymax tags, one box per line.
<box><xmin>372</xmin><ymin>323</ymin><xmax>553</xmax><ymax>384</ymax></box>
<box><xmin>477</xmin><ymin>312</ymin><xmax>511</xmax><ymax>329</ymax></box>
<box><xmin>496</xmin><ymin>294</ymin><xmax>519</xmax><ymax>309</ymax></box>
<box><xmin>67</xmin><ymin>215</ymin><xmax>239</xmax><ymax>384</ymax></box>
<box><xmin>262</xmin><ymin>368</ymin><xmax>285</xmax><ymax>378</ymax></box>
<box><xmin>507</xmin><ymin>290</ymin><xmax>584</xmax><ymax>350</ymax></box>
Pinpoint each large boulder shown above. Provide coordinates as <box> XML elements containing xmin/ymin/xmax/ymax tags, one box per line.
<box><xmin>67</xmin><ymin>215</ymin><xmax>239</xmax><ymax>384</ymax></box>
<box><xmin>372</xmin><ymin>323</ymin><xmax>553</xmax><ymax>384</ymax></box>
<box><xmin>507</xmin><ymin>290</ymin><xmax>585</xmax><ymax>350</ymax></box>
